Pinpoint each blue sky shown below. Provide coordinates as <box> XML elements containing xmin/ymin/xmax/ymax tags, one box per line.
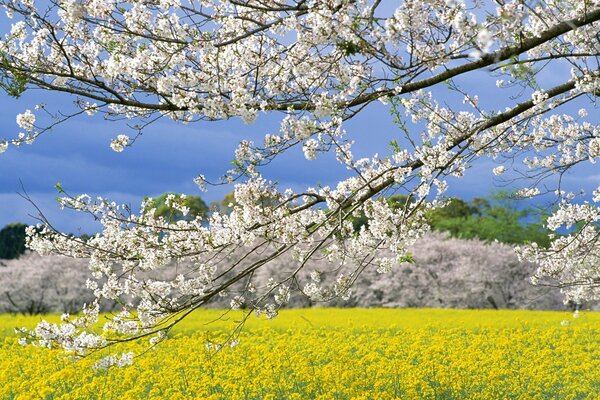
<box><xmin>0</xmin><ymin>92</ymin><xmax>485</xmax><ymax>233</ymax></box>
<box><xmin>0</xmin><ymin>63</ymin><xmax>598</xmax><ymax>233</ymax></box>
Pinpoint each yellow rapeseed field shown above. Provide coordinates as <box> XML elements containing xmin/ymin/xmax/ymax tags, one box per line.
<box><xmin>0</xmin><ymin>308</ymin><xmax>598</xmax><ymax>399</ymax></box>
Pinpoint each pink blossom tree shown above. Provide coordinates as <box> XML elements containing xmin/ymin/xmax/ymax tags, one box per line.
<box><xmin>0</xmin><ymin>252</ymin><xmax>95</xmax><ymax>315</ymax></box>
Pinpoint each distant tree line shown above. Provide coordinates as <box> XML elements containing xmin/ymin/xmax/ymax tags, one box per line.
<box><xmin>351</xmin><ymin>192</ymin><xmax>552</xmax><ymax>247</ymax></box>
<box><xmin>1</xmin><ymin>233</ymin><xmax>588</xmax><ymax>315</ymax></box>
<box><xmin>0</xmin><ymin>192</ymin><xmax>590</xmax><ymax>314</ymax></box>
<box><xmin>415</xmin><ymin>193</ymin><xmax>552</xmax><ymax>247</ymax></box>
<box><xmin>0</xmin><ymin>192</ymin><xmax>552</xmax><ymax>260</ymax></box>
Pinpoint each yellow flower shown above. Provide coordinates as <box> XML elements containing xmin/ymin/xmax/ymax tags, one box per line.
<box><xmin>0</xmin><ymin>309</ymin><xmax>598</xmax><ymax>399</ymax></box>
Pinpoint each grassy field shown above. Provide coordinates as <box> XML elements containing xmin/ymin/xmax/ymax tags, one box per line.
<box><xmin>0</xmin><ymin>308</ymin><xmax>598</xmax><ymax>399</ymax></box>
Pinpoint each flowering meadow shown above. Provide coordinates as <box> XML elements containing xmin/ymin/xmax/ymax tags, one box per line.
<box><xmin>1</xmin><ymin>308</ymin><xmax>598</xmax><ymax>399</ymax></box>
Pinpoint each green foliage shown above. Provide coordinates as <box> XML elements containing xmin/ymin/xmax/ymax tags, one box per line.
<box><xmin>426</xmin><ymin>198</ymin><xmax>477</xmax><ymax>221</ymax></box>
<box><xmin>427</xmin><ymin>193</ymin><xmax>551</xmax><ymax>247</ymax></box>
<box><xmin>146</xmin><ymin>192</ymin><xmax>208</xmax><ymax>222</ymax></box>
<box><xmin>348</xmin><ymin>192</ymin><xmax>551</xmax><ymax>247</ymax></box>
<box><xmin>0</xmin><ymin>223</ymin><xmax>28</xmax><ymax>259</ymax></box>
<box><xmin>210</xmin><ymin>192</ymin><xmax>237</xmax><ymax>214</ymax></box>
<box><xmin>0</xmin><ymin>52</ymin><xmax>28</xmax><ymax>98</ymax></box>
<box><xmin>387</xmin><ymin>194</ymin><xmax>413</xmax><ymax>211</ymax></box>
<box><xmin>389</xmin><ymin>139</ymin><xmax>402</xmax><ymax>154</ymax></box>
<box><xmin>337</xmin><ymin>41</ymin><xmax>361</xmax><ymax>56</ymax></box>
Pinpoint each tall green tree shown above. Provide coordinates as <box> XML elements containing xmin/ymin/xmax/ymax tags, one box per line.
<box><xmin>0</xmin><ymin>223</ymin><xmax>28</xmax><ymax>259</ymax></box>
<box><xmin>427</xmin><ymin>194</ymin><xmax>551</xmax><ymax>247</ymax></box>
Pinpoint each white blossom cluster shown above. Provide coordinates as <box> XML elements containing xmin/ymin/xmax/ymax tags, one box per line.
<box><xmin>92</xmin><ymin>352</ymin><xmax>134</xmax><ymax>370</ymax></box>
<box><xmin>1</xmin><ymin>0</ymin><xmax>600</xmax><ymax>359</ymax></box>
<box><xmin>518</xmin><ymin>194</ymin><xmax>600</xmax><ymax>304</ymax></box>
<box><xmin>110</xmin><ymin>134</ymin><xmax>130</xmax><ymax>153</ymax></box>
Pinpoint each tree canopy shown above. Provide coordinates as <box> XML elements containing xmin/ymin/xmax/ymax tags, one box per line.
<box><xmin>351</xmin><ymin>194</ymin><xmax>552</xmax><ymax>247</ymax></box>
<box><xmin>427</xmin><ymin>195</ymin><xmax>552</xmax><ymax>247</ymax></box>
<box><xmin>146</xmin><ymin>192</ymin><xmax>209</xmax><ymax>222</ymax></box>
<box><xmin>0</xmin><ymin>223</ymin><xmax>27</xmax><ymax>259</ymax></box>
<box><xmin>2</xmin><ymin>1</ymin><xmax>599</xmax><ymax>361</ymax></box>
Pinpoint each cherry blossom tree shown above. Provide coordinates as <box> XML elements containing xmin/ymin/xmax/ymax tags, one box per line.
<box><xmin>1</xmin><ymin>0</ymin><xmax>599</xmax><ymax>362</ymax></box>
<box><xmin>0</xmin><ymin>252</ymin><xmax>98</xmax><ymax>315</ymax></box>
